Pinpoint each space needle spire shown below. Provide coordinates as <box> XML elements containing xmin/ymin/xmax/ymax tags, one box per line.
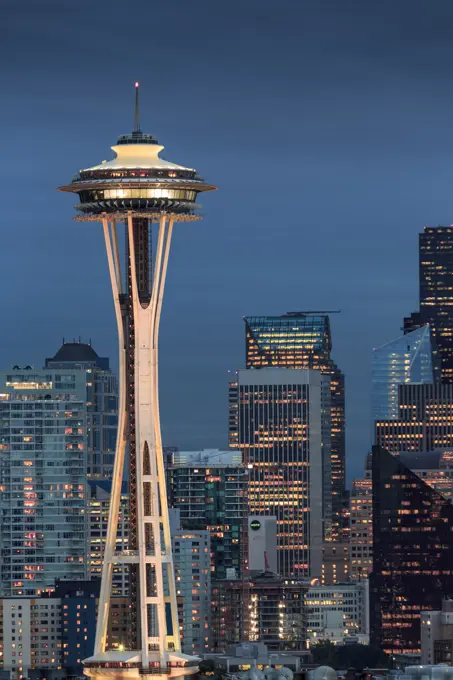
<box><xmin>134</xmin><ymin>81</ymin><xmax>140</xmax><ymax>132</ymax></box>
<box><xmin>58</xmin><ymin>85</ymin><xmax>216</xmax><ymax>680</ymax></box>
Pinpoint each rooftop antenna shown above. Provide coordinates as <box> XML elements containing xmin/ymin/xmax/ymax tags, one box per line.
<box><xmin>134</xmin><ymin>81</ymin><xmax>140</xmax><ymax>133</ymax></box>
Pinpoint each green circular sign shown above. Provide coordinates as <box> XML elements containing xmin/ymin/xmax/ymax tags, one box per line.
<box><xmin>250</xmin><ymin>520</ymin><xmax>261</xmax><ymax>531</ymax></box>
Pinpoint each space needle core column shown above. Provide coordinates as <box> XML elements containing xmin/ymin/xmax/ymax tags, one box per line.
<box><xmin>58</xmin><ymin>84</ymin><xmax>216</xmax><ymax>679</ymax></box>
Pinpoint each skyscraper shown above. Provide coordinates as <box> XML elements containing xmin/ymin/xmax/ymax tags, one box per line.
<box><xmin>166</xmin><ymin>449</ymin><xmax>247</xmax><ymax>580</ymax></box>
<box><xmin>244</xmin><ymin>313</ymin><xmax>345</xmax><ymax>537</ymax></box>
<box><xmin>371</xmin><ymin>325</ymin><xmax>434</xmax><ymax>422</ymax></box>
<box><xmin>0</xmin><ymin>344</ymin><xmax>116</xmax><ymax>596</ymax></box>
<box><xmin>404</xmin><ymin>226</ymin><xmax>453</xmax><ymax>383</ymax></box>
<box><xmin>59</xmin><ymin>85</ymin><xmax>215</xmax><ymax>679</ymax></box>
<box><xmin>375</xmin><ymin>383</ymin><xmax>453</xmax><ymax>453</ymax></box>
<box><xmin>370</xmin><ymin>446</ymin><xmax>453</xmax><ymax>656</ymax></box>
<box><xmin>45</xmin><ymin>341</ymin><xmax>118</xmax><ymax>479</ymax></box>
<box><xmin>229</xmin><ymin>367</ymin><xmax>327</xmax><ymax>578</ymax></box>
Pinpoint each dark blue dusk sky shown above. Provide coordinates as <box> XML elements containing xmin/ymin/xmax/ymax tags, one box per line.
<box><xmin>2</xmin><ymin>0</ymin><xmax>453</xmax><ymax>479</ymax></box>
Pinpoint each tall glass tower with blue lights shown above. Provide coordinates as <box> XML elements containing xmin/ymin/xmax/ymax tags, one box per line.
<box><xmin>371</xmin><ymin>325</ymin><xmax>434</xmax><ymax>422</ymax></box>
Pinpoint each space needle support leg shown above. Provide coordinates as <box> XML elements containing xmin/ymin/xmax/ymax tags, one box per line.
<box><xmin>150</xmin><ymin>218</ymin><xmax>181</xmax><ymax>652</ymax></box>
<box><xmin>146</xmin><ymin>215</ymin><xmax>169</xmax><ymax>660</ymax></box>
<box><xmin>94</xmin><ymin>218</ymin><xmax>128</xmax><ymax>655</ymax></box>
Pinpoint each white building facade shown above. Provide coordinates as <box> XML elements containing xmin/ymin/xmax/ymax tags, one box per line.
<box><xmin>230</xmin><ymin>368</ymin><xmax>327</xmax><ymax>578</ymax></box>
<box><xmin>305</xmin><ymin>581</ymin><xmax>369</xmax><ymax>646</ymax></box>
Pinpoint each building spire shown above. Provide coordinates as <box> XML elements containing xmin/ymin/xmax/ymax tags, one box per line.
<box><xmin>134</xmin><ymin>81</ymin><xmax>140</xmax><ymax>133</ymax></box>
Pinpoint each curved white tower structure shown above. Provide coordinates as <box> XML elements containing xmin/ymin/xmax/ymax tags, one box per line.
<box><xmin>59</xmin><ymin>84</ymin><xmax>216</xmax><ymax>679</ymax></box>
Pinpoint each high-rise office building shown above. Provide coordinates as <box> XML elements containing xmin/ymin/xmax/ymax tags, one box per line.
<box><xmin>375</xmin><ymin>383</ymin><xmax>453</xmax><ymax>453</ymax></box>
<box><xmin>371</xmin><ymin>325</ymin><xmax>434</xmax><ymax>422</ymax></box>
<box><xmin>229</xmin><ymin>368</ymin><xmax>326</xmax><ymax>578</ymax></box>
<box><xmin>370</xmin><ymin>446</ymin><xmax>453</xmax><ymax>656</ymax></box>
<box><xmin>166</xmin><ymin>449</ymin><xmax>247</xmax><ymax>580</ymax></box>
<box><xmin>0</xmin><ymin>343</ymin><xmax>117</xmax><ymax>597</ymax></box>
<box><xmin>404</xmin><ymin>226</ymin><xmax>453</xmax><ymax>383</ymax></box>
<box><xmin>244</xmin><ymin>313</ymin><xmax>345</xmax><ymax>538</ymax></box>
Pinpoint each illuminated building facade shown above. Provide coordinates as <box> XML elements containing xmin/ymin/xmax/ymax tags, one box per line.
<box><xmin>0</xmin><ymin>365</ymin><xmax>91</xmax><ymax>596</ymax></box>
<box><xmin>404</xmin><ymin>226</ymin><xmax>453</xmax><ymax>384</ymax></box>
<box><xmin>371</xmin><ymin>325</ymin><xmax>434</xmax><ymax>422</ymax></box>
<box><xmin>210</xmin><ymin>580</ymin><xmax>246</xmax><ymax>652</ymax></box>
<box><xmin>321</xmin><ymin>542</ymin><xmax>350</xmax><ymax>585</ymax></box>
<box><xmin>59</xmin><ymin>85</ymin><xmax>215</xmax><ymax>678</ymax></box>
<box><xmin>305</xmin><ymin>580</ymin><xmax>369</xmax><ymax>646</ymax></box>
<box><xmin>166</xmin><ymin>449</ymin><xmax>247</xmax><ymax>580</ymax></box>
<box><xmin>229</xmin><ymin>368</ymin><xmax>326</xmax><ymax>578</ymax></box>
<box><xmin>0</xmin><ymin>582</ymin><xmax>131</xmax><ymax>680</ymax></box>
<box><xmin>248</xmin><ymin>571</ymin><xmax>307</xmax><ymax>651</ymax></box>
<box><xmin>171</xmin><ymin>517</ymin><xmax>211</xmax><ymax>656</ymax></box>
<box><xmin>375</xmin><ymin>383</ymin><xmax>453</xmax><ymax>453</ymax></box>
<box><xmin>244</xmin><ymin>313</ymin><xmax>345</xmax><ymax>538</ymax></box>
<box><xmin>349</xmin><ymin>457</ymin><xmax>373</xmax><ymax>581</ymax></box>
<box><xmin>88</xmin><ymin>480</ymin><xmax>129</xmax><ymax>596</ymax></box>
<box><xmin>44</xmin><ymin>342</ymin><xmax>118</xmax><ymax>479</ymax></box>
<box><xmin>370</xmin><ymin>446</ymin><xmax>453</xmax><ymax>656</ymax></box>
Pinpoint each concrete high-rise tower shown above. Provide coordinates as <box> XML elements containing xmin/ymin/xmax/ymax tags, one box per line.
<box><xmin>59</xmin><ymin>84</ymin><xmax>216</xmax><ymax>679</ymax></box>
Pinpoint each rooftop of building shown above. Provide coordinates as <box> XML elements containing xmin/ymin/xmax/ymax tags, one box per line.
<box><xmin>399</xmin><ymin>450</ymin><xmax>453</xmax><ymax>470</ymax></box>
<box><xmin>170</xmin><ymin>449</ymin><xmax>243</xmax><ymax>467</ymax></box>
<box><xmin>45</xmin><ymin>340</ymin><xmax>110</xmax><ymax>370</ymax></box>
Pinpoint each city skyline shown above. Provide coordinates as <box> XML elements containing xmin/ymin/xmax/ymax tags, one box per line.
<box><xmin>3</xmin><ymin>0</ymin><xmax>453</xmax><ymax>481</ymax></box>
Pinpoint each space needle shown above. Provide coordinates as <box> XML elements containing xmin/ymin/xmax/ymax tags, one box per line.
<box><xmin>59</xmin><ymin>84</ymin><xmax>216</xmax><ymax>679</ymax></box>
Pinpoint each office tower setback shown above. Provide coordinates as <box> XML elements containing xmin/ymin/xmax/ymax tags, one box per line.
<box><xmin>404</xmin><ymin>227</ymin><xmax>453</xmax><ymax>383</ymax></box>
<box><xmin>370</xmin><ymin>446</ymin><xmax>453</xmax><ymax>656</ymax></box>
<box><xmin>59</xmin><ymin>85</ymin><xmax>215</xmax><ymax>679</ymax></box>
<box><xmin>375</xmin><ymin>383</ymin><xmax>453</xmax><ymax>453</ymax></box>
<box><xmin>371</xmin><ymin>325</ymin><xmax>434</xmax><ymax>422</ymax></box>
<box><xmin>230</xmin><ymin>368</ymin><xmax>326</xmax><ymax>578</ymax></box>
<box><xmin>88</xmin><ymin>480</ymin><xmax>129</xmax><ymax>596</ymax></box>
<box><xmin>244</xmin><ymin>313</ymin><xmax>345</xmax><ymax>538</ymax></box>
<box><xmin>166</xmin><ymin>449</ymin><xmax>247</xmax><ymax>580</ymax></box>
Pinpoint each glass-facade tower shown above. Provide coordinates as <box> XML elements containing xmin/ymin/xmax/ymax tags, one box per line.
<box><xmin>404</xmin><ymin>226</ymin><xmax>453</xmax><ymax>383</ymax></box>
<box><xmin>370</xmin><ymin>446</ymin><xmax>453</xmax><ymax>656</ymax></box>
<box><xmin>244</xmin><ymin>313</ymin><xmax>345</xmax><ymax>538</ymax></box>
<box><xmin>371</xmin><ymin>325</ymin><xmax>434</xmax><ymax>422</ymax></box>
<box><xmin>0</xmin><ymin>342</ymin><xmax>117</xmax><ymax>596</ymax></box>
<box><xmin>166</xmin><ymin>450</ymin><xmax>247</xmax><ymax>580</ymax></box>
